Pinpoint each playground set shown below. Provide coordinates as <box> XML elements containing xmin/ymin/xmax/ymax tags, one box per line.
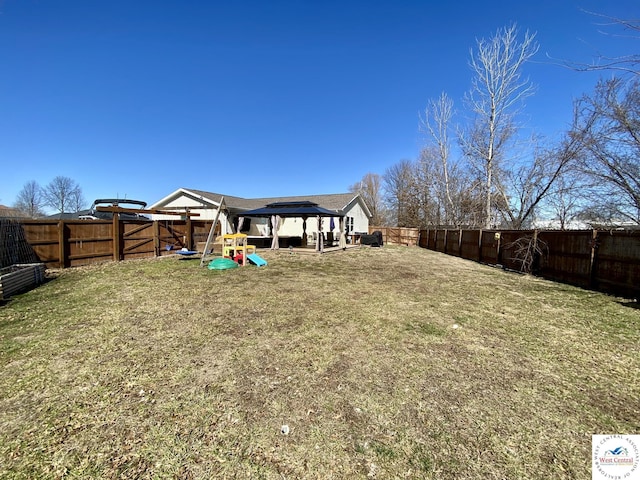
<box><xmin>195</xmin><ymin>198</ymin><xmax>267</xmax><ymax>270</ymax></box>
<box><xmin>217</xmin><ymin>233</ymin><xmax>266</xmax><ymax>267</ymax></box>
<box><xmin>176</xmin><ymin>231</ymin><xmax>267</xmax><ymax>269</ymax></box>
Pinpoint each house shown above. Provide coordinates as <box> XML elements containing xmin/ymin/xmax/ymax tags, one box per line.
<box><xmin>148</xmin><ymin>188</ymin><xmax>372</xmax><ymax>242</ymax></box>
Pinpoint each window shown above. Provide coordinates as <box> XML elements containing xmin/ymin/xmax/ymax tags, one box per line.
<box><xmin>346</xmin><ymin>216</ymin><xmax>354</xmax><ymax>233</ymax></box>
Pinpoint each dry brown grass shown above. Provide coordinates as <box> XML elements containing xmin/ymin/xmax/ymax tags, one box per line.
<box><xmin>1</xmin><ymin>246</ymin><xmax>638</xmax><ymax>479</ymax></box>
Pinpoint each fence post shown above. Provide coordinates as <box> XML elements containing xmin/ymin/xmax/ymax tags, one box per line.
<box><xmin>443</xmin><ymin>229</ymin><xmax>448</xmax><ymax>254</ymax></box>
<box><xmin>186</xmin><ymin>215</ymin><xmax>193</xmax><ymax>250</ymax></box>
<box><xmin>153</xmin><ymin>221</ymin><xmax>160</xmax><ymax>256</ymax></box>
<box><xmin>589</xmin><ymin>229</ymin><xmax>599</xmax><ymax>289</ymax></box>
<box><xmin>478</xmin><ymin>229</ymin><xmax>483</xmax><ymax>263</ymax></box>
<box><xmin>112</xmin><ymin>213</ymin><xmax>121</xmax><ymax>262</ymax></box>
<box><xmin>458</xmin><ymin>228</ymin><xmax>463</xmax><ymax>256</ymax></box>
<box><xmin>532</xmin><ymin>229</ymin><xmax>539</xmax><ymax>272</ymax></box>
<box><xmin>57</xmin><ymin>220</ymin><xmax>66</xmax><ymax>268</ymax></box>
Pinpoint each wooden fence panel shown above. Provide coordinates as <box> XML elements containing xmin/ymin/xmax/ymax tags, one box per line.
<box><xmin>400</xmin><ymin>228</ymin><xmax>419</xmax><ymax>246</ymax></box>
<box><xmin>479</xmin><ymin>231</ymin><xmax>499</xmax><ymax>264</ymax></box>
<box><xmin>419</xmin><ymin>229</ymin><xmax>439</xmax><ymax>249</ymax></box>
<box><xmin>21</xmin><ymin>221</ymin><xmax>63</xmax><ymax>267</ymax></box>
<box><xmin>157</xmin><ymin>220</ymin><xmax>186</xmax><ymax>253</ymax></box>
<box><xmin>386</xmin><ymin>228</ymin><xmax>401</xmax><ymax>245</ymax></box>
<box><xmin>538</xmin><ymin>230</ymin><xmax>593</xmax><ymax>288</ymax></box>
<box><xmin>122</xmin><ymin>221</ymin><xmax>156</xmax><ymax>260</ymax></box>
<box><xmin>434</xmin><ymin>230</ymin><xmax>446</xmax><ymax>253</ymax></box>
<box><xmin>368</xmin><ymin>226</ymin><xmax>419</xmax><ymax>246</ymax></box>
<box><xmin>418</xmin><ymin>229</ymin><xmax>428</xmax><ymax>248</ymax></box>
<box><xmin>192</xmin><ymin>220</ymin><xmax>215</xmax><ymax>247</ymax></box>
<box><xmin>498</xmin><ymin>230</ymin><xmax>532</xmax><ymax>271</ymax></box>
<box><xmin>460</xmin><ymin>230</ymin><xmax>481</xmax><ymax>262</ymax></box>
<box><xmin>445</xmin><ymin>230</ymin><xmax>461</xmax><ymax>256</ymax></box>
<box><xmin>67</xmin><ymin>221</ymin><xmax>113</xmax><ymax>267</ymax></box>
<box><xmin>428</xmin><ymin>229</ymin><xmax>437</xmax><ymax>250</ymax></box>
<box><xmin>594</xmin><ymin>230</ymin><xmax>640</xmax><ymax>298</ymax></box>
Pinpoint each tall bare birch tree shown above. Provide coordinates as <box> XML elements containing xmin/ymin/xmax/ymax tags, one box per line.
<box><xmin>460</xmin><ymin>24</ymin><xmax>539</xmax><ymax>228</ymax></box>
<box><xmin>421</xmin><ymin>92</ymin><xmax>457</xmax><ymax>225</ymax></box>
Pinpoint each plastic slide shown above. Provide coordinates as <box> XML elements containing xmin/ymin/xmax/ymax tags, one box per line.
<box><xmin>247</xmin><ymin>253</ymin><xmax>268</xmax><ymax>267</ymax></box>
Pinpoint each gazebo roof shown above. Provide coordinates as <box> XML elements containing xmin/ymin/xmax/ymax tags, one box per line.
<box><xmin>240</xmin><ymin>201</ymin><xmax>337</xmax><ymax>218</ymax></box>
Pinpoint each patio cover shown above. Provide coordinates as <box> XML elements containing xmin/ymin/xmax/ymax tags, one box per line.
<box><xmin>240</xmin><ymin>201</ymin><xmax>339</xmax><ymax>251</ymax></box>
<box><xmin>239</xmin><ymin>201</ymin><xmax>338</xmax><ymax>218</ymax></box>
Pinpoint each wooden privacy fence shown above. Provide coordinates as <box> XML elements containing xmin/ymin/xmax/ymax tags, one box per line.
<box><xmin>420</xmin><ymin>228</ymin><xmax>640</xmax><ymax>299</ymax></box>
<box><xmin>20</xmin><ymin>219</ymin><xmax>215</xmax><ymax>269</ymax></box>
<box><xmin>368</xmin><ymin>226</ymin><xmax>420</xmax><ymax>246</ymax></box>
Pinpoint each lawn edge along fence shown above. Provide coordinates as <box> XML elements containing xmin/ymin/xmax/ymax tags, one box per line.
<box><xmin>419</xmin><ymin>228</ymin><xmax>639</xmax><ymax>299</ymax></box>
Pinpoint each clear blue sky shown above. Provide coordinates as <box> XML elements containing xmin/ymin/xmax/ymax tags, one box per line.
<box><xmin>1</xmin><ymin>0</ymin><xmax>637</xmax><ymax>211</ymax></box>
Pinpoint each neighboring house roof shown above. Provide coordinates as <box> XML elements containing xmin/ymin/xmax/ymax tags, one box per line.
<box><xmin>46</xmin><ymin>209</ymin><xmax>92</xmax><ymax>220</ymax></box>
<box><xmin>150</xmin><ymin>188</ymin><xmax>372</xmax><ymax>218</ymax></box>
<box><xmin>0</xmin><ymin>205</ymin><xmax>24</xmax><ymax>218</ymax></box>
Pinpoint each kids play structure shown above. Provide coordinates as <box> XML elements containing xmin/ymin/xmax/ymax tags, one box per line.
<box><xmin>199</xmin><ymin>197</ymin><xmax>267</xmax><ymax>268</ymax></box>
<box><xmin>220</xmin><ymin>233</ymin><xmax>266</xmax><ymax>266</ymax></box>
<box><xmin>205</xmin><ymin>233</ymin><xmax>267</xmax><ymax>269</ymax></box>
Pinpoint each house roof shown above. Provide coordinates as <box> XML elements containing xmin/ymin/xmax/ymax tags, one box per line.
<box><xmin>151</xmin><ymin>188</ymin><xmax>370</xmax><ymax>217</ymax></box>
<box><xmin>46</xmin><ymin>209</ymin><xmax>92</xmax><ymax>220</ymax></box>
<box><xmin>0</xmin><ymin>205</ymin><xmax>24</xmax><ymax>218</ymax></box>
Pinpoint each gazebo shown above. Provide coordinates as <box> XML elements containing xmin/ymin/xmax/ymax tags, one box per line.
<box><xmin>239</xmin><ymin>201</ymin><xmax>344</xmax><ymax>252</ymax></box>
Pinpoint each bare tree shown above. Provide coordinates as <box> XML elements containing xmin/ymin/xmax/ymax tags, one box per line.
<box><xmin>420</xmin><ymin>92</ymin><xmax>460</xmax><ymax>226</ymax></box>
<box><xmin>69</xmin><ymin>187</ymin><xmax>87</xmax><ymax>213</ymax></box>
<box><xmin>383</xmin><ymin>160</ymin><xmax>424</xmax><ymax>227</ymax></box>
<box><xmin>570</xmin><ymin>77</ymin><xmax>640</xmax><ymax>225</ymax></box>
<box><xmin>541</xmin><ymin>154</ymin><xmax>592</xmax><ymax>230</ymax></box>
<box><xmin>460</xmin><ymin>24</ymin><xmax>539</xmax><ymax>228</ymax></box>
<box><xmin>13</xmin><ymin>180</ymin><xmax>45</xmax><ymax>218</ymax></box>
<box><xmin>349</xmin><ymin>173</ymin><xmax>387</xmax><ymax>226</ymax></box>
<box><xmin>413</xmin><ymin>151</ymin><xmax>440</xmax><ymax>226</ymax></box>
<box><xmin>557</xmin><ymin>11</ymin><xmax>640</xmax><ymax>76</ymax></box>
<box><xmin>43</xmin><ymin>176</ymin><xmax>85</xmax><ymax>215</ymax></box>
<box><xmin>496</xmin><ymin>128</ymin><xmax>584</xmax><ymax>229</ymax></box>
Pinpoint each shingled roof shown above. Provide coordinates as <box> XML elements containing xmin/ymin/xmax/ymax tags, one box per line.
<box><xmin>181</xmin><ymin>189</ymin><xmax>364</xmax><ymax>216</ymax></box>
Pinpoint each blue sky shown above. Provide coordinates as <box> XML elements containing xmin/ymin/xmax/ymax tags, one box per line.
<box><xmin>0</xmin><ymin>0</ymin><xmax>638</xmax><ymax>211</ymax></box>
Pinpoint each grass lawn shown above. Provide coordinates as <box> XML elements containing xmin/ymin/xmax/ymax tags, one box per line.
<box><xmin>1</xmin><ymin>246</ymin><xmax>638</xmax><ymax>479</ymax></box>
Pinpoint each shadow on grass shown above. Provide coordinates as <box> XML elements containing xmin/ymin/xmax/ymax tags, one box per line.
<box><xmin>617</xmin><ymin>300</ymin><xmax>639</xmax><ymax>310</ymax></box>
